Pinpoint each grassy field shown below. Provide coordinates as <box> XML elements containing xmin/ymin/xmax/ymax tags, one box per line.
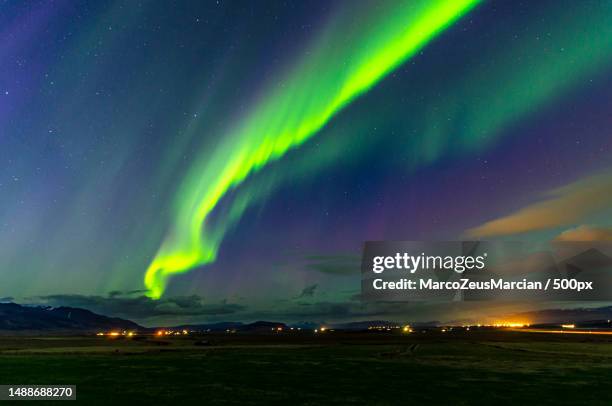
<box><xmin>1</xmin><ymin>330</ymin><xmax>612</xmax><ymax>405</ymax></box>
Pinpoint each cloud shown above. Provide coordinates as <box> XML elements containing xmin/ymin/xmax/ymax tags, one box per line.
<box><xmin>466</xmin><ymin>171</ymin><xmax>612</xmax><ymax>238</ymax></box>
<box><xmin>107</xmin><ymin>289</ymin><xmax>150</xmax><ymax>298</ymax></box>
<box><xmin>24</xmin><ymin>294</ymin><xmax>546</xmax><ymax>326</ymax></box>
<box><xmin>235</xmin><ymin>300</ymin><xmax>534</xmax><ymax>325</ymax></box>
<box><xmin>554</xmin><ymin>225</ymin><xmax>612</xmax><ymax>241</ymax></box>
<box><xmin>32</xmin><ymin>294</ymin><xmax>244</xmax><ymax>320</ymax></box>
<box><xmin>295</xmin><ymin>284</ymin><xmax>318</xmax><ymax>299</ymax></box>
<box><xmin>304</xmin><ymin>254</ymin><xmax>360</xmax><ymax>275</ymax></box>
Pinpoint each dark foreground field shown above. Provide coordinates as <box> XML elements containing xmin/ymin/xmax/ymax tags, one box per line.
<box><xmin>1</xmin><ymin>330</ymin><xmax>612</xmax><ymax>405</ymax></box>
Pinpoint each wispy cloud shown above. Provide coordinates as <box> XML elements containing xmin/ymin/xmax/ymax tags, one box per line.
<box><xmin>294</xmin><ymin>284</ymin><xmax>318</xmax><ymax>299</ymax></box>
<box><xmin>32</xmin><ymin>294</ymin><xmax>244</xmax><ymax>320</ymax></box>
<box><xmin>466</xmin><ymin>171</ymin><xmax>612</xmax><ymax>238</ymax></box>
<box><xmin>555</xmin><ymin>225</ymin><xmax>612</xmax><ymax>241</ymax></box>
<box><xmin>23</xmin><ymin>293</ymin><xmax>550</xmax><ymax>326</ymax></box>
<box><xmin>304</xmin><ymin>254</ymin><xmax>360</xmax><ymax>275</ymax></box>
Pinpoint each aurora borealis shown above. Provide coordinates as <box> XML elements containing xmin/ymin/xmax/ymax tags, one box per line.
<box><xmin>1</xmin><ymin>0</ymin><xmax>611</xmax><ymax>324</ymax></box>
<box><xmin>144</xmin><ymin>0</ymin><xmax>481</xmax><ymax>298</ymax></box>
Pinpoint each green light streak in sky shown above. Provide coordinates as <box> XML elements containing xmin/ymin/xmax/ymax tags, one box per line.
<box><xmin>144</xmin><ymin>0</ymin><xmax>480</xmax><ymax>298</ymax></box>
<box><xmin>395</xmin><ymin>1</ymin><xmax>612</xmax><ymax>170</ymax></box>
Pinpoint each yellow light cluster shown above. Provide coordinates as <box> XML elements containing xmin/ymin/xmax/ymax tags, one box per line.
<box><xmin>491</xmin><ymin>322</ymin><xmax>530</xmax><ymax>328</ymax></box>
<box><xmin>315</xmin><ymin>327</ymin><xmax>333</xmax><ymax>333</ymax></box>
<box><xmin>155</xmin><ymin>329</ymin><xmax>190</xmax><ymax>336</ymax></box>
<box><xmin>96</xmin><ymin>331</ymin><xmax>137</xmax><ymax>337</ymax></box>
<box><xmin>367</xmin><ymin>325</ymin><xmax>400</xmax><ymax>331</ymax></box>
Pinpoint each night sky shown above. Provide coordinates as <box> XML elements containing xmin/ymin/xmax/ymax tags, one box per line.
<box><xmin>1</xmin><ymin>0</ymin><xmax>611</xmax><ymax>325</ymax></box>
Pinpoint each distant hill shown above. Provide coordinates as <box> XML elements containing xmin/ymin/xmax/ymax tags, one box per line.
<box><xmin>169</xmin><ymin>321</ymin><xmax>244</xmax><ymax>332</ymax></box>
<box><xmin>171</xmin><ymin>320</ymin><xmax>287</xmax><ymax>332</ymax></box>
<box><xmin>289</xmin><ymin>321</ymin><xmax>319</xmax><ymax>330</ymax></box>
<box><xmin>0</xmin><ymin>303</ymin><xmax>142</xmax><ymax>333</ymax></box>
<box><xmin>240</xmin><ymin>321</ymin><xmax>287</xmax><ymax>332</ymax></box>
<box><xmin>509</xmin><ymin>306</ymin><xmax>612</xmax><ymax>324</ymax></box>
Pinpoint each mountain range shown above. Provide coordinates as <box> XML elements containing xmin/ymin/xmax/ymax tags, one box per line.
<box><xmin>0</xmin><ymin>302</ymin><xmax>142</xmax><ymax>333</ymax></box>
<box><xmin>3</xmin><ymin>301</ymin><xmax>612</xmax><ymax>333</ymax></box>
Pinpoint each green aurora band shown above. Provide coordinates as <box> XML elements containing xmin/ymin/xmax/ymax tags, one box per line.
<box><xmin>144</xmin><ymin>0</ymin><xmax>481</xmax><ymax>298</ymax></box>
